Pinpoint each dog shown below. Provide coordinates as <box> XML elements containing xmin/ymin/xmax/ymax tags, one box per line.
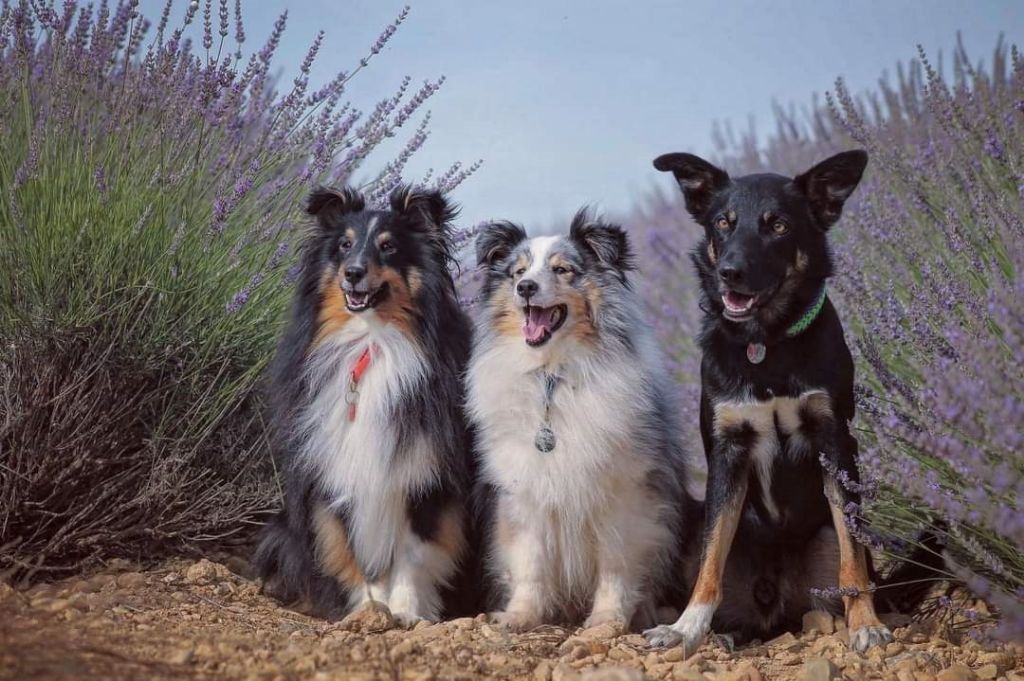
<box><xmin>467</xmin><ymin>211</ymin><xmax>694</xmax><ymax>631</ymax></box>
<box><xmin>253</xmin><ymin>185</ymin><xmax>475</xmax><ymax>624</ymax></box>
<box><xmin>642</xmin><ymin>150</ymin><xmax>895</xmax><ymax>653</ymax></box>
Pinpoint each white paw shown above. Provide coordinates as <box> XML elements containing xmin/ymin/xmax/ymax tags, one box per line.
<box><xmin>391</xmin><ymin>611</ymin><xmax>431</xmax><ymax>628</ymax></box>
<box><xmin>849</xmin><ymin>624</ymin><xmax>893</xmax><ymax>652</ymax></box>
<box><xmin>644</xmin><ymin>624</ymin><xmax>685</xmax><ymax>648</ymax></box>
<box><xmin>583</xmin><ymin>609</ymin><xmax>628</xmax><ymax>629</ymax></box>
<box><xmin>491</xmin><ymin>610</ymin><xmax>543</xmax><ymax>632</ymax></box>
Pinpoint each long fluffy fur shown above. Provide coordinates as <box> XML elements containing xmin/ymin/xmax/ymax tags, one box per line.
<box><xmin>468</xmin><ymin>212</ymin><xmax>694</xmax><ymax>630</ymax></box>
<box><xmin>254</xmin><ymin>185</ymin><xmax>476</xmax><ymax>622</ymax></box>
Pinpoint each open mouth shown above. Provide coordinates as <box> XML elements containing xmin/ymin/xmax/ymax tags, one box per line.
<box><xmin>722</xmin><ymin>289</ymin><xmax>759</xmax><ymax>321</ymax></box>
<box><xmin>344</xmin><ymin>283</ymin><xmax>389</xmax><ymax>313</ymax></box>
<box><xmin>522</xmin><ymin>304</ymin><xmax>567</xmax><ymax>347</ymax></box>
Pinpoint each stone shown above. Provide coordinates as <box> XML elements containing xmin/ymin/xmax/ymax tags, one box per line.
<box><xmin>552</xmin><ymin>663</ymin><xmax>582</xmax><ymax>681</ymax></box>
<box><xmin>116</xmin><ymin>572</ymin><xmax>147</xmax><ymax>588</ymax></box>
<box><xmin>663</xmin><ymin>647</ymin><xmax>687</xmax><ymax>663</ymax></box>
<box><xmin>936</xmin><ymin>665</ymin><xmax>977</xmax><ymax>681</ymax></box>
<box><xmin>974</xmin><ymin>665</ymin><xmax>997</xmax><ymax>680</ymax></box>
<box><xmin>183</xmin><ymin>559</ymin><xmax>221</xmax><ymax>584</ymax></box>
<box><xmin>802</xmin><ymin>610</ymin><xmax>836</xmax><ymax>635</ymax></box>
<box><xmin>765</xmin><ymin>632</ymin><xmax>798</xmax><ymax>648</ymax></box>
<box><xmin>799</xmin><ymin>657</ymin><xmax>839</xmax><ymax>681</ymax></box>
<box><xmin>339</xmin><ymin>602</ymin><xmax>395</xmax><ymax>634</ymax></box>
<box><xmin>975</xmin><ymin>652</ymin><xmax>1013</xmax><ymax>673</ymax></box>
<box><xmin>168</xmin><ymin>648</ymin><xmax>194</xmax><ymax>665</ymax></box>
<box><xmin>388</xmin><ymin>638</ymin><xmax>416</xmax><ymax>661</ymax></box>
<box><xmin>534</xmin><ymin>661</ymin><xmax>554</xmax><ymax>681</ymax></box>
<box><xmin>579</xmin><ymin>621</ymin><xmax>627</xmax><ymax>640</ymax></box>
<box><xmin>580</xmin><ymin>668</ymin><xmax>646</xmax><ymax>681</ymax></box>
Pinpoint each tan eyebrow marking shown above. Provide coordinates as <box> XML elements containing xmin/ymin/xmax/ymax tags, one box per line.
<box><xmin>375</xmin><ymin>231</ymin><xmax>393</xmax><ymax>246</ymax></box>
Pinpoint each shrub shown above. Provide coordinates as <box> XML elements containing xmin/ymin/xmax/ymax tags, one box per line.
<box><xmin>0</xmin><ymin>0</ymin><xmax>476</xmax><ymax>584</ymax></box>
<box><xmin>629</xmin><ymin>39</ymin><xmax>1023</xmax><ymax>638</ymax></box>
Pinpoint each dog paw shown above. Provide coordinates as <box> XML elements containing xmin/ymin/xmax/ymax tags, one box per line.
<box><xmin>849</xmin><ymin>624</ymin><xmax>893</xmax><ymax>652</ymax></box>
<box><xmin>391</xmin><ymin>611</ymin><xmax>430</xmax><ymax>629</ymax></box>
<box><xmin>583</xmin><ymin>610</ymin><xmax>628</xmax><ymax>630</ymax></box>
<box><xmin>643</xmin><ymin>624</ymin><xmax>685</xmax><ymax>649</ymax></box>
<box><xmin>490</xmin><ymin>610</ymin><xmax>543</xmax><ymax>632</ymax></box>
<box><xmin>709</xmin><ymin>632</ymin><xmax>736</xmax><ymax>652</ymax></box>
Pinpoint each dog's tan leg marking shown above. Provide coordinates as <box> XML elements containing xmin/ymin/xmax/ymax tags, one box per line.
<box><xmin>826</xmin><ymin>479</ymin><xmax>884</xmax><ymax>631</ymax></box>
<box><xmin>313</xmin><ymin>505</ymin><xmax>366</xmax><ymax>590</ymax></box>
<box><xmin>690</xmin><ymin>481</ymin><xmax>746</xmax><ymax>608</ymax></box>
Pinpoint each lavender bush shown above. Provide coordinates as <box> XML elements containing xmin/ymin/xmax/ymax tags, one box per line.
<box><xmin>629</xmin><ymin>40</ymin><xmax>1023</xmax><ymax>638</ymax></box>
<box><xmin>0</xmin><ymin>0</ymin><xmax>476</xmax><ymax>584</ymax></box>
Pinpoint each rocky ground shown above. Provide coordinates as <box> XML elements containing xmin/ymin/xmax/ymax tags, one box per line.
<box><xmin>1</xmin><ymin>558</ymin><xmax>1020</xmax><ymax>681</ymax></box>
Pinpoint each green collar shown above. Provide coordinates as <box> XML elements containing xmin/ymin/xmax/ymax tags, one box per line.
<box><xmin>785</xmin><ymin>285</ymin><xmax>827</xmax><ymax>337</ymax></box>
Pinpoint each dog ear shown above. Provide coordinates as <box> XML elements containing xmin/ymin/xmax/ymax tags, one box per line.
<box><xmin>653</xmin><ymin>152</ymin><xmax>730</xmax><ymax>219</ymax></box>
<box><xmin>570</xmin><ymin>210</ymin><xmax>635</xmax><ymax>274</ymax></box>
<box><xmin>475</xmin><ymin>221</ymin><xmax>527</xmax><ymax>267</ymax></box>
<box><xmin>793</xmin><ymin>150</ymin><xmax>868</xmax><ymax>229</ymax></box>
<box><xmin>390</xmin><ymin>186</ymin><xmax>458</xmax><ymax>230</ymax></box>
<box><xmin>306</xmin><ymin>186</ymin><xmax>365</xmax><ymax>220</ymax></box>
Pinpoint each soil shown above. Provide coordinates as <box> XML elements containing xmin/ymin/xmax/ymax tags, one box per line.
<box><xmin>1</xmin><ymin>558</ymin><xmax>1021</xmax><ymax>681</ymax></box>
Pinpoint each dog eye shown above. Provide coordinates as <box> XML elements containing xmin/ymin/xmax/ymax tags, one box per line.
<box><xmin>772</xmin><ymin>222</ymin><xmax>789</xmax><ymax>235</ymax></box>
<box><xmin>340</xmin><ymin>239</ymin><xmax>353</xmax><ymax>251</ymax></box>
<box><xmin>716</xmin><ymin>217</ymin><xmax>730</xmax><ymax>231</ymax></box>
<box><xmin>514</xmin><ymin>267</ymin><xmax>526</xmax><ymax>276</ymax></box>
<box><xmin>553</xmin><ymin>266</ymin><xmax>570</xmax><ymax>275</ymax></box>
<box><xmin>380</xmin><ymin>240</ymin><xmax>395</xmax><ymax>254</ymax></box>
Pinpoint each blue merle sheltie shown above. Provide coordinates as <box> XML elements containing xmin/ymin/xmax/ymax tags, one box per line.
<box><xmin>641</xmin><ymin>150</ymin><xmax>896</xmax><ymax>654</ymax></box>
<box><xmin>467</xmin><ymin>212</ymin><xmax>694</xmax><ymax>631</ymax></box>
<box><xmin>254</xmin><ymin>185</ymin><xmax>474</xmax><ymax>624</ymax></box>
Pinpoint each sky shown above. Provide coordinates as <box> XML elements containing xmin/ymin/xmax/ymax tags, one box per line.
<box><xmin>140</xmin><ymin>0</ymin><xmax>1023</xmax><ymax>230</ymax></box>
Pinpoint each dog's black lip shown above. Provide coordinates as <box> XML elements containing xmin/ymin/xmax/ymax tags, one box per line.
<box><xmin>343</xmin><ymin>282</ymin><xmax>389</xmax><ymax>312</ymax></box>
<box><xmin>523</xmin><ymin>303</ymin><xmax>568</xmax><ymax>347</ymax></box>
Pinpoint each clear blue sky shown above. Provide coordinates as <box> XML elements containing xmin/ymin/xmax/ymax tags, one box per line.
<box><xmin>141</xmin><ymin>1</ymin><xmax>1022</xmax><ymax>229</ymax></box>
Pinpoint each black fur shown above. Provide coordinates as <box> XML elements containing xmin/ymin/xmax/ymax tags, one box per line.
<box><xmin>656</xmin><ymin>150</ymin><xmax>890</xmax><ymax>639</ymax></box>
<box><xmin>253</xmin><ymin>185</ymin><xmax>479</xmax><ymax>619</ymax></box>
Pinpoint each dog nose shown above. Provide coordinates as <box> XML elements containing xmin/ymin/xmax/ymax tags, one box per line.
<box><xmin>344</xmin><ymin>264</ymin><xmax>366</xmax><ymax>284</ymax></box>
<box><xmin>516</xmin><ymin>279</ymin><xmax>538</xmax><ymax>299</ymax></box>
<box><xmin>719</xmin><ymin>265</ymin><xmax>744</xmax><ymax>285</ymax></box>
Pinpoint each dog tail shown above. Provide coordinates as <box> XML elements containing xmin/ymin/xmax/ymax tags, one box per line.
<box><xmin>874</xmin><ymin>528</ymin><xmax>947</xmax><ymax>614</ymax></box>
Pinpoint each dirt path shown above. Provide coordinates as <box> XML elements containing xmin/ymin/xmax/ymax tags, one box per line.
<box><xmin>1</xmin><ymin>558</ymin><xmax>1020</xmax><ymax>681</ymax></box>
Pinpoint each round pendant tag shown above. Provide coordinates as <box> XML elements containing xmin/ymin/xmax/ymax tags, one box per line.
<box><xmin>534</xmin><ymin>424</ymin><xmax>557</xmax><ymax>453</ymax></box>
<box><xmin>746</xmin><ymin>342</ymin><xmax>766</xmax><ymax>364</ymax></box>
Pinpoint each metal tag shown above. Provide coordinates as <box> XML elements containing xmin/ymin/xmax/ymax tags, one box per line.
<box><xmin>534</xmin><ymin>424</ymin><xmax>557</xmax><ymax>453</ymax></box>
<box><xmin>746</xmin><ymin>342</ymin><xmax>766</xmax><ymax>364</ymax></box>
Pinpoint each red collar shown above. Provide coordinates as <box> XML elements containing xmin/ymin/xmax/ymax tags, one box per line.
<box><xmin>347</xmin><ymin>346</ymin><xmax>375</xmax><ymax>421</ymax></box>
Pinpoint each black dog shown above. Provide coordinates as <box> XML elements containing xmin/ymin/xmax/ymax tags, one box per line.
<box><xmin>643</xmin><ymin>150</ymin><xmax>894</xmax><ymax>653</ymax></box>
<box><xmin>254</xmin><ymin>186</ymin><xmax>477</xmax><ymax>623</ymax></box>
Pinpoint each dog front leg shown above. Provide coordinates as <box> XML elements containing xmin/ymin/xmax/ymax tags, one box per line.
<box><xmin>490</xmin><ymin>496</ymin><xmax>549</xmax><ymax>631</ymax></box>
<box><xmin>645</xmin><ymin>418</ymin><xmax>752</xmax><ymax>654</ymax></box>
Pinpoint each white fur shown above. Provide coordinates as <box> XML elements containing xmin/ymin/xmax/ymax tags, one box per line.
<box><xmin>644</xmin><ymin>602</ymin><xmax>716</xmax><ymax>650</ymax></box>
<box><xmin>712</xmin><ymin>390</ymin><xmax>829</xmax><ymax>522</ymax></box>
<box><xmin>469</xmin><ymin>291</ymin><xmax>675</xmax><ymax>624</ymax></box>
<box><xmin>295</xmin><ymin>312</ymin><xmax>453</xmax><ymax>620</ymax></box>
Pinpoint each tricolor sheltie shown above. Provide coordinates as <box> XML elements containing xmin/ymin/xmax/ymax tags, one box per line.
<box><xmin>467</xmin><ymin>213</ymin><xmax>693</xmax><ymax>631</ymax></box>
<box><xmin>254</xmin><ymin>185</ymin><xmax>474</xmax><ymax>624</ymax></box>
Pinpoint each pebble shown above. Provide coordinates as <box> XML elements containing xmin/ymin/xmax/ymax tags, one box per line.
<box><xmin>168</xmin><ymin>648</ymin><xmax>195</xmax><ymax>665</ymax></box>
<box><xmin>974</xmin><ymin>664</ymin><xmax>998</xmax><ymax>680</ymax></box>
<box><xmin>802</xmin><ymin>610</ymin><xmax>836</xmax><ymax>635</ymax></box>
<box><xmin>580</xmin><ymin>668</ymin><xmax>646</xmax><ymax>681</ymax></box>
<box><xmin>115</xmin><ymin>572</ymin><xmax>147</xmax><ymax>588</ymax></box>
<box><xmin>183</xmin><ymin>559</ymin><xmax>221</xmax><ymax>584</ymax></box>
<box><xmin>936</xmin><ymin>664</ymin><xmax>977</xmax><ymax>681</ymax></box>
<box><xmin>799</xmin><ymin>657</ymin><xmax>839</xmax><ymax>681</ymax></box>
<box><xmin>339</xmin><ymin>602</ymin><xmax>395</xmax><ymax>634</ymax></box>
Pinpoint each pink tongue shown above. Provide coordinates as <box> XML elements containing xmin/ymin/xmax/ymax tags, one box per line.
<box><xmin>726</xmin><ymin>291</ymin><xmax>753</xmax><ymax>309</ymax></box>
<box><xmin>523</xmin><ymin>306</ymin><xmax>557</xmax><ymax>342</ymax></box>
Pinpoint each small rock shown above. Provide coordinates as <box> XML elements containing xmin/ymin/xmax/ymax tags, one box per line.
<box><xmin>552</xmin><ymin>663</ymin><xmax>582</xmax><ymax>681</ymax></box>
<box><xmin>672</xmin><ymin>669</ymin><xmax>709</xmax><ymax>681</ymax></box>
<box><xmin>975</xmin><ymin>652</ymin><xmax>1013</xmax><ymax>673</ymax></box>
<box><xmin>534</xmin><ymin>661</ymin><xmax>554</xmax><ymax>681</ymax></box>
<box><xmin>389</xmin><ymin>638</ymin><xmax>416</xmax><ymax>661</ymax></box>
<box><xmin>663</xmin><ymin>647</ymin><xmax>687</xmax><ymax>663</ymax></box>
<box><xmin>580</xmin><ymin>668</ymin><xmax>646</xmax><ymax>681</ymax></box>
<box><xmin>39</xmin><ymin>598</ymin><xmax>71</xmax><ymax>613</ymax></box>
<box><xmin>116</xmin><ymin>572</ymin><xmax>147</xmax><ymax>588</ymax></box>
<box><xmin>936</xmin><ymin>664</ymin><xmax>977</xmax><ymax>681</ymax></box>
<box><xmin>802</xmin><ymin>610</ymin><xmax>835</xmax><ymax>635</ymax></box>
<box><xmin>339</xmin><ymin>601</ymin><xmax>395</xmax><ymax>634</ymax></box>
<box><xmin>765</xmin><ymin>632</ymin><xmax>797</xmax><ymax>648</ymax></box>
<box><xmin>168</xmin><ymin>648</ymin><xmax>194</xmax><ymax>665</ymax></box>
<box><xmin>799</xmin><ymin>657</ymin><xmax>838</xmax><ymax>681</ymax></box>
<box><xmin>183</xmin><ymin>559</ymin><xmax>220</xmax><ymax>584</ymax></box>
<box><xmin>774</xmin><ymin>652</ymin><xmax>801</xmax><ymax>666</ymax></box>
<box><xmin>974</xmin><ymin>664</ymin><xmax>998</xmax><ymax>680</ymax></box>
<box><xmin>579</xmin><ymin>620</ymin><xmax>627</xmax><ymax>640</ymax></box>
<box><xmin>608</xmin><ymin>647</ymin><xmax>635</xmax><ymax>662</ymax></box>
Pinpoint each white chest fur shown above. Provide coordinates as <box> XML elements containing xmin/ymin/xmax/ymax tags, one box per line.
<box><xmin>713</xmin><ymin>390</ymin><xmax>831</xmax><ymax>520</ymax></box>
<box><xmin>296</xmin><ymin>316</ymin><xmax>434</xmax><ymax>575</ymax></box>
<box><xmin>468</xmin><ymin>338</ymin><xmax>655</xmax><ymax>514</ymax></box>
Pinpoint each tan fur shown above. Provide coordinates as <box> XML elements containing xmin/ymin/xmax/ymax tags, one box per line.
<box><xmin>314</xmin><ymin>271</ymin><xmax>352</xmax><ymax>347</ymax></box>
<box><xmin>372</xmin><ymin>265</ymin><xmax>417</xmax><ymax>336</ymax></box>
<box><xmin>313</xmin><ymin>505</ymin><xmax>365</xmax><ymax>589</ymax></box>
<box><xmin>825</xmin><ymin>479</ymin><xmax>884</xmax><ymax>631</ymax></box>
<box><xmin>433</xmin><ymin>504</ymin><xmax>467</xmax><ymax>561</ymax></box>
<box><xmin>794</xmin><ymin>249</ymin><xmax>809</xmax><ymax>272</ymax></box>
<box><xmin>407</xmin><ymin>267</ymin><xmax>423</xmax><ymax>296</ymax></box>
<box><xmin>565</xmin><ymin>285</ymin><xmax>597</xmax><ymax>344</ymax></box>
<box><xmin>689</xmin><ymin>484</ymin><xmax>747</xmax><ymax>605</ymax></box>
<box><xmin>375</xmin><ymin>231</ymin><xmax>393</xmax><ymax>246</ymax></box>
<box><xmin>491</xmin><ymin>292</ymin><xmax>525</xmax><ymax>339</ymax></box>
<box><xmin>707</xmin><ymin>241</ymin><xmax>717</xmax><ymax>264</ymax></box>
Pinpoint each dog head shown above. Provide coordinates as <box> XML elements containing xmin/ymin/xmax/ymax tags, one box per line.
<box><xmin>653</xmin><ymin>150</ymin><xmax>867</xmax><ymax>327</ymax></box>
<box><xmin>475</xmin><ymin>210</ymin><xmax>634</xmax><ymax>349</ymax></box>
<box><xmin>305</xmin><ymin>185</ymin><xmax>457</xmax><ymax>326</ymax></box>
